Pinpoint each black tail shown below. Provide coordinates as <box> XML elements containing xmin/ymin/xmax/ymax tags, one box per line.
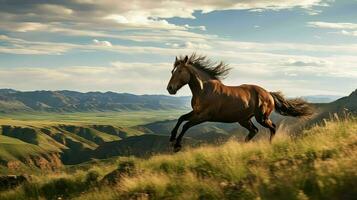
<box><xmin>270</xmin><ymin>92</ymin><xmax>313</xmax><ymax>117</ymax></box>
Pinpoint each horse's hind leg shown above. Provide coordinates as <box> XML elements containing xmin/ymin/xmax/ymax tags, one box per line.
<box><xmin>255</xmin><ymin>115</ymin><xmax>276</xmax><ymax>143</ymax></box>
<box><xmin>239</xmin><ymin>119</ymin><xmax>258</xmax><ymax>142</ymax></box>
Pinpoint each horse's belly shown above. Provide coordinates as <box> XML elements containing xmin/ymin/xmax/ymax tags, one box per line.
<box><xmin>210</xmin><ymin>107</ymin><xmax>253</xmax><ymax>122</ymax></box>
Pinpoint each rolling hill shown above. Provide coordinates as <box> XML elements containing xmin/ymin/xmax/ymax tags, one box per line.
<box><xmin>0</xmin><ymin>123</ymin><xmax>145</xmax><ymax>171</ymax></box>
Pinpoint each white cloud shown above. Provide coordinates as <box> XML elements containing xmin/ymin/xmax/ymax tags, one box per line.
<box><xmin>184</xmin><ymin>24</ymin><xmax>206</xmax><ymax>31</ymax></box>
<box><xmin>93</xmin><ymin>39</ymin><xmax>112</xmax><ymax>47</ymax></box>
<box><xmin>0</xmin><ymin>1</ymin><xmax>328</xmax><ymax>35</ymax></box>
<box><xmin>7</xmin><ymin>22</ymin><xmax>48</xmax><ymax>32</ymax></box>
<box><xmin>0</xmin><ymin>62</ymin><xmax>172</xmax><ymax>94</ymax></box>
<box><xmin>165</xmin><ymin>41</ymin><xmax>211</xmax><ymax>50</ymax></box>
<box><xmin>308</xmin><ymin>21</ymin><xmax>357</xmax><ymax>37</ymax></box>
<box><xmin>0</xmin><ymin>35</ymin><xmax>75</xmax><ymax>55</ymax></box>
<box><xmin>308</xmin><ymin>21</ymin><xmax>357</xmax><ymax>29</ymax></box>
<box><xmin>104</xmin><ymin>14</ymin><xmax>187</xmax><ymax>30</ymax></box>
<box><xmin>340</xmin><ymin>30</ymin><xmax>357</xmax><ymax>37</ymax></box>
<box><xmin>37</xmin><ymin>4</ymin><xmax>74</xmax><ymax>16</ymax></box>
<box><xmin>2</xmin><ymin>34</ymin><xmax>357</xmax><ymax>59</ymax></box>
<box><xmin>283</xmin><ymin>58</ymin><xmax>329</xmax><ymax>67</ymax></box>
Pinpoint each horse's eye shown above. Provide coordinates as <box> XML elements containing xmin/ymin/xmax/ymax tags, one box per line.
<box><xmin>178</xmin><ymin>70</ymin><xmax>182</xmax><ymax>73</ymax></box>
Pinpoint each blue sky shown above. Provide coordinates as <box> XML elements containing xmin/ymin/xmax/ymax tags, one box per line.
<box><xmin>0</xmin><ymin>0</ymin><xmax>356</xmax><ymax>96</ymax></box>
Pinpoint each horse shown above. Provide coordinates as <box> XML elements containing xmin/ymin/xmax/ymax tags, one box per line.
<box><xmin>166</xmin><ymin>53</ymin><xmax>313</xmax><ymax>152</ymax></box>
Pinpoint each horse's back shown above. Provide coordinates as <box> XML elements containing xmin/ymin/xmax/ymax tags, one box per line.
<box><xmin>219</xmin><ymin>83</ymin><xmax>274</xmax><ymax>117</ymax></box>
<box><xmin>237</xmin><ymin>84</ymin><xmax>275</xmax><ymax>115</ymax></box>
<box><xmin>198</xmin><ymin>82</ymin><xmax>270</xmax><ymax>122</ymax></box>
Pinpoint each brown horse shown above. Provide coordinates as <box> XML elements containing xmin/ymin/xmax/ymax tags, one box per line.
<box><xmin>166</xmin><ymin>53</ymin><xmax>313</xmax><ymax>152</ymax></box>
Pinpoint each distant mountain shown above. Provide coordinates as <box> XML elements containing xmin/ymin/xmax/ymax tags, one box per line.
<box><xmin>0</xmin><ymin>89</ymin><xmax>346</xmax><ymax>113</ymax></box>
<box><xmin>0</xmin><ymin>89</ymin><xmax>190</xmax><ymax>113</ymax></box>
<box><xmin>301</xmin><ymin>95</ymin><xmax>343</xmax><ymax>103</ymax></box>
<box><xmin>313</xmin><ymin>89</ymin><xmax>357</xmax><ymax>121</ymax></box>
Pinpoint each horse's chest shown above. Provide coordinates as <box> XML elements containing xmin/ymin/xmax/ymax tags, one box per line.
<box><xmin>191</xmin><ymin>97</ymin><xmax>202</xmax><ymax>112</ymax></box>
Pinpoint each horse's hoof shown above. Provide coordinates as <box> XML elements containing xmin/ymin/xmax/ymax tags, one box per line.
<box><xmin>173</xmin><ymin>144</ymin><xmax>182</xmax><ymax>152</ymax></box>
<box><xmin>169</xmin><ymin>140</ymin><xmax>176</xmax><ymax>147</ymax></box>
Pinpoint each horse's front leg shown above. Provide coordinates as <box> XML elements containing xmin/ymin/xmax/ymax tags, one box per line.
<box><xmin>174</xmin><ymin>115</ymin><xmax>206</xmax><ymax>152</ymax></box>
<box><xmin>170</xmin><ymin>111</ymin><xmax>193</xmax><ymax>143</ymax></box>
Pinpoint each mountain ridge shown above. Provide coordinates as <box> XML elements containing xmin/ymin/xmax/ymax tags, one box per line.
<box><xmin>0</xmin><ymin>89</ymin><xmax>347</xmax><ymax>113</ymax></box>
<box><xmin>0</xmin><ymin>89</ymin><xmax>190</xmax><ymax>113</ymax></box>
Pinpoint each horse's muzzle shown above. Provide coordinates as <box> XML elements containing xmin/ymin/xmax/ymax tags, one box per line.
<box><xmin>167</xmin><ymin>85</ymin><xmax>176</xmax><ymax>95</ymax></box>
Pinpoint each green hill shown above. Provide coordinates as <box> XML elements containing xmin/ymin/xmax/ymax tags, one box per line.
<box><xmin>0</xmin><ymin>123</ymin><xmax>146</xmax><ymax>170</ymax></box>
<box><xmin>0</xmin><ymin>134</ymin><xmax>62</xmax><ymax>173</ymax></box>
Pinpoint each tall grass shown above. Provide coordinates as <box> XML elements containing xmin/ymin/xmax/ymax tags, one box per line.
<box><xmin>1</xmin><ymin>117</ymin><xmax>356</xmax><ymax>200</ymax></box>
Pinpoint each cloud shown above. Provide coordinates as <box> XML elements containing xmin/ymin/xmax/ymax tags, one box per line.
<box><xmin>184</xmin><ymin>24</ymin><xmax>206</xmax><ymax>31</ymax></box>
<box><xmin>0</xmin><ymin>1</ymin><xmax>330</xmax><ymax>52</ymax></box>
<box><xmin>104</xmin><ymin>14</ymin><xmax>187</xmax><ymax>30</ymax></box>
<box><xmin>37</xmin><ymin>4</ymin><xmax>74</xmax><ymax>16</ymax></box>
<box><xmin>308</xmin><ymin>21</ymin><xmax>357</xmax><ymax>29</ymax></box>
<box><xmin>308</xmin><ymin>21</ymin><xmax>357</xmax><ymax>37</ymax></box>
<box><xmin>2</xmin><ymin>34</ymin><xmax>357</xmax><ymax>60</ymax></box>
<box><xmin>0</xmin><ymin>1</ymin><xmax>327</xmax><ymax>34</ymax></box>
<box><xmin>0</xmin><ymin>62</ymin><xmax>172</xmax><ymax>94</ymax></box>
<box><xmin>165</xmin><ymin>41</ymin><xmax>211</xmax><ymax>49</ymax></box>
<box><xmin>0</xmin><ymin>35</ymin><xmax>75</xmax><ymax>55</ymax></box>
<box><xmin>93</xmin><ymin>39</ymin><xmax>112</xmax><ymax>47</ymax></box>
<box><xmin>283</xmin><ymin>58</ymin><xmax>329</xmax><ymax>67</ymax></box>
<box><xmin>2</xmin><ymin>22</ymin><xmax>48</xmax><ymax>32</ymax></box>
<box><xmin>340</xmin><ymin>30</ymin><xmax>357</xmax><ymax>37</ymax></box>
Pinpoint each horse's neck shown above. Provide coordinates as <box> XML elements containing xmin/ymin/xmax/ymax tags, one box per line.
<box><xmin>188</xmin><ymin>67</ymin><xmax>215</xmax><ymax>97</ymax></box>
<box><xmin>191</xmin><ymin>67</ymin><xmax>211</xmax><ymax>81</ymax></box>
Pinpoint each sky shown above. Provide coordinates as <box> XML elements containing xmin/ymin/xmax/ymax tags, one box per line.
<box><xmin>0</xmin><ymin>0</ymin><xmax>356</xmax><ymax>97</ymax></box>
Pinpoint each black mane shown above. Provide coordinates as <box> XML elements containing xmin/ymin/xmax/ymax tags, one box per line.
<box><xmin>177</xmin><ymin>53</ymin><xmax>231</xmax><ymax>80</ymax></box>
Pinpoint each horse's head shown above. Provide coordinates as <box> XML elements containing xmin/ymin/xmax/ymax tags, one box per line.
<box><xmin>167</xmin><ymin>55</ymin><xmax>191</xmax><ymax>95</ymax></box>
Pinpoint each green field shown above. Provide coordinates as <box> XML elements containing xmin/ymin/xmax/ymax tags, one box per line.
<box><xmin>0</xmin><ymin>110</ymin><xmax>187</xmax><ymax>127</ymax></box>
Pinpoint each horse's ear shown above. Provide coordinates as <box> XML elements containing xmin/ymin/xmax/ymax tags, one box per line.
<box><xmin>175</xmin><ymin>56</ymin><xmax>178</xmax><ymax>62</ymax></box>
<box><xmin>183</xmin><ymin>55</ymin><xmax>189</xmax><ymax>64</ymax></box>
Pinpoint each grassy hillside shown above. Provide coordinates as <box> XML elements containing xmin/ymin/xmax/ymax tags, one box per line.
<box><xmin>1</xmin><ymin>117</ymin><xmax>356</xmax><ymax>200</ymax></box>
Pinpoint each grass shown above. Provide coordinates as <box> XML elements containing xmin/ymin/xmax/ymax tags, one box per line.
<box><xmin>0</xmin><ymin>117</ymin><xmax>356</xmax><ymax>200</ymax></box>
<box><xmin>0</xmin><ymin>135</ymin><xmax>49</xmax><ymax>160</ymax></box>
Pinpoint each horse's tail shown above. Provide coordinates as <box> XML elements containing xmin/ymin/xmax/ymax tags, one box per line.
<box><xmin>270</xmin><ymin>92</ymin><xmax>313</xmax><ymax>117</ymax></box>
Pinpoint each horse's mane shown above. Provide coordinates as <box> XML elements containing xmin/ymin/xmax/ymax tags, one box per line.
<box><xmin>177</xmin><ymin>53</ymin><xmax>231</xmax><ymax>80</ymax></box>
